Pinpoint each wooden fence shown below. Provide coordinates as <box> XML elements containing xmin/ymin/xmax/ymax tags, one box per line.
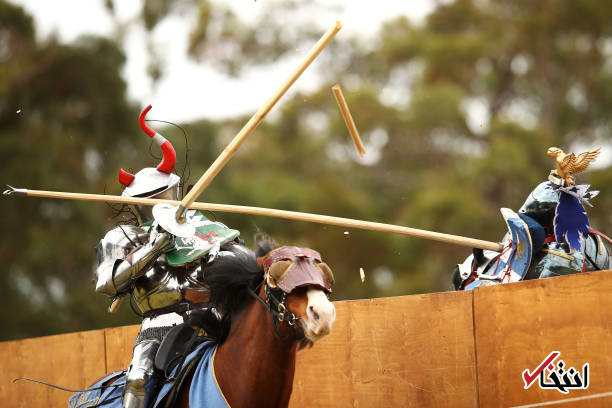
<box><xmin>1</xmin><ymin>270</ymin><xmax>611</xmax><ymax>407</ymax></box>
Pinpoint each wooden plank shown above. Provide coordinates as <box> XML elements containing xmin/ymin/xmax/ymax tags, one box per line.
<box><xmin>473</xmin><ymin>270</ymin><xmax>612</xmax><ymax>408</ymax></box>
<box><xmin>105</xmin><ymin>325</ymin><xmax>140</xmax><ymax>373</ymax></box>
<box><xmin>8</xmin><ymin>271</ymin><xmax>609</xmax><ymax>407</ymax></box>
<box><xmin>290</xmin><ymin>296</ymin><xmax>352</xmax><ymax>405</ymax></box>
<box><xmin>290</xmin><ymin>291</ymin><xmax>478</xmax><ymax>408</ymax></box>
<box><xmin>0</xmin><ymin>329</ymin><xmax>106</xmax><ymax>407</ymax></box>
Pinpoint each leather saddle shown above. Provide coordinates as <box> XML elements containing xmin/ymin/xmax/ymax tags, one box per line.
<box><xmin>155</xmin><ymin>308</ymin><xmax>225</xmax><ymax>376</ymax></box>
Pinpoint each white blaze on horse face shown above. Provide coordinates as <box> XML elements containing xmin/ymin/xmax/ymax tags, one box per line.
<box><xmin>303</xmin><ymin>288</ymin><xmax>336</xmax><ymax>341</ymax></box>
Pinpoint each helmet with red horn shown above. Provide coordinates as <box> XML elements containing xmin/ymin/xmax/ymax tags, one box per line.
<box><xmin>119</xmin><ymin>105</ymin><xmax>180</xmax><ymax>222</ymax></box>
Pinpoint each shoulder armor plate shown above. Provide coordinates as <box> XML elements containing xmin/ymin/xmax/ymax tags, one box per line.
<box><xmin>96</xmin><ymin>225</ymin><xmax>149</xmax><ymax>267</ymax></box>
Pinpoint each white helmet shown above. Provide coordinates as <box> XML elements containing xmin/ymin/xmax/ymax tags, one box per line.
<box><xmin>118</xmin><ymin>105</ymin><xmax>180</xmax><ymax>222</ymax></box>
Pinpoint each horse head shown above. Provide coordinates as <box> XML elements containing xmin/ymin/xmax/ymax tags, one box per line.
<box><xmin>201</xmin><ymin>238</ymin><xmax>336</xmax><ymax>345</ymax></box>
<box><xmin>197</xmin><ymin>239</ymin><xmax>337</xmax><ymax>406</ymax></box>
<box><xmin>261</xmin><ymin>245</ymin><xmax>336</xmax><ymax>343</ymax></box>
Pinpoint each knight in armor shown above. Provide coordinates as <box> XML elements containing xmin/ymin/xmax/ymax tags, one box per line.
<box><xmin>453</xmin><ymin>147</ymin><xmax>611</xmax><ymax>290</ymax></box>
<box><xmin>94</xmin><ymin>106</ymin><xmax>240</xmax><ymax>408</ymax></box>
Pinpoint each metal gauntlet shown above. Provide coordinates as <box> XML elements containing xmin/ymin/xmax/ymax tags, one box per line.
<box><xmin>95</xmin><ymin>228</ymin><xmax>174</xmax><ymax>297</ymax></box>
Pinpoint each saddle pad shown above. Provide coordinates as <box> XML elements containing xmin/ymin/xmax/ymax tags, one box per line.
<box><xmin>187</xmin><ymin>344</ymin><xmax>229</xmax><ymax>408</ymax></box>
<box><xmin>69</xmin><ymin>341</ymin><xmax>226</xmax><ymax>408</ymax></box>
<box><xmin>153</xmin><ymin>340</ymin><xmax>228</xmax><ymax>408</ymax></box>
<box><xmin>68</xmin><ymin>371</ymin><xmax>125</xmax><ymax>408</ymax></box>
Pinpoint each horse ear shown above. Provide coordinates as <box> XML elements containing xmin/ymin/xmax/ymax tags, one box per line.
<box><xmin>316</xmin><ymin>262</ymin><xmax>335</xmax><ymax>286</ymax></box>
<box><xmin>267</xmin><ymin>260</ymin><xmax>293</xmax><ymax>286</ymax></box>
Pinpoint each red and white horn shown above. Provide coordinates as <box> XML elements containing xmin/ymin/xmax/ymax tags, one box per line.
<box><xmin>118</xmin><ymin>168</ymin><xmax>135</xmax><ymax>186</ymax></box>
<box><xmin>138</xmin><ymin>105</ymin><xmax>177</xmax><ymax>174</ymax></box>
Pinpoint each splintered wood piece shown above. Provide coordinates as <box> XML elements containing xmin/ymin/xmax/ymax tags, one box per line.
<box><xmin>175</xmin><ymin>21</ymin><xmax>343</xmax><ymax>220</ymax></box>
<box><xmin>332</xmin><ymin>84</ymin><xmax>365</xmax><ymax>157</ymax></box>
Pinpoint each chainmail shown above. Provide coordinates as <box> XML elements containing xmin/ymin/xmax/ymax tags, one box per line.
<box><xmin>134</xmin><ymin>326</ymin><xmax>175</xmax><ymax>345</ymax></box>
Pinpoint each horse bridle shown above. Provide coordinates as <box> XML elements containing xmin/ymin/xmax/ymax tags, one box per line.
<box><xmin>248</xmin><ymin>282</ymin><xmax>303</xmax><ymax>340</ymax></box>
<box><xmin>249</xmin><ymin>246</ymin><xmax>334</xmax><ymax>341</ymax></box>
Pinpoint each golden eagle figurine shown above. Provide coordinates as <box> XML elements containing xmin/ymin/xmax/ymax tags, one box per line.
<box><xmin>546</xmin><ymin>146</ymin><xmax>600</xmax><ymax>186</ymax></box>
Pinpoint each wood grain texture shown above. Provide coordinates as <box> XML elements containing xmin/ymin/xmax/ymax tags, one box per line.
<box><xmin>290</xmin><ymin>291</ymin><xmax>478</xmax><ymax>407</ymax></box>
<box><xmin>473</xmin><ymin>270</ymin><xmax>612</xmax><ymax>408</ymax></box>
<box><xmin>0</xmin><ymin>329</ymin><xmax>106</xmax><ymax>407</ymax></box>
<box><xmin>2</xmin><ymin>271</ymin><xmax>610</xmax><ymax>407</ymax></box>
<box><xmin>332</xmin><ymin>84</ymin><xmax>366</xmax><ymax>157</ymax></box>
<box><xmin>104</xmin><ymin>325</ymin><xmax>140</xmax><ymax>373</ymax></box>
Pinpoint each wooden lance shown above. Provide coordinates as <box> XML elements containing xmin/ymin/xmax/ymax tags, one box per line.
<box><xmin>4</xmin><ymin>187</ymin><xmax>503</xmax><ymax>252</ymax></box>
<box><xmin>172</xmin><ymin>21</ymin><xmax>343</xmax><ymax>225</ymax></box>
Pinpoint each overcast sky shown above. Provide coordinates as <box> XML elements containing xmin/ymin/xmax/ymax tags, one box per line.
<box><xmin>15</xmin><ymin>0</ymin><xmax>434</xmax><ymax>122</ymax></box>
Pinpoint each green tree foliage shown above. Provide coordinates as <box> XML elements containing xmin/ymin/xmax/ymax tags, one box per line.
<box><xmin>134</xmin><ymin>0</ymin><xmax>612</xmax><ymax>299</ymax></box>
<box><xmin>0</xmin><ymin>1</ymin><xmax>142</xmax><ymax>340</ymax></box>
<box><xmin>1</xmin><ymin>0</ymin><xmax>611</xmax><ymax>340</ymax></box>
<box><xmin>125</xmin><ymin>0</ymin><xmax>333</xmax><ymax>78</ymax></box>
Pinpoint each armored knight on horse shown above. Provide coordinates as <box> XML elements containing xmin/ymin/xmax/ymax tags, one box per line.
<box><xmin>94</xmin><ymin>105</ymin><xmax>243</xmax><ymax>408</ymax></box>
<box><xmin>453</xmin><ymin>147</ymin><xmax>611</xmax><ymax>290</ymax></box>
<box><xmin>4</xmin><ymin>22</ymin><xmax>345</xmax><ymax>407</ymax></box>
<box><xmin>90</xmin><ymin>24</ymin><xmax>344</xmax><ymax>408</ymax></box>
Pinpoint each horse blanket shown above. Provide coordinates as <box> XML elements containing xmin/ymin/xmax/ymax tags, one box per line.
<box><xmin>68</xmin><ymin>341</ymin><xmax>229</xmax><ymax>408</ymax></box>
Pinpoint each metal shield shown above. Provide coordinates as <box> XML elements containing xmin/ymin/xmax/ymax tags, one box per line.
<box><xmin>464</xmin><ymin>208</ymin><xmax>533</xmax><ymax>290</ymax></box>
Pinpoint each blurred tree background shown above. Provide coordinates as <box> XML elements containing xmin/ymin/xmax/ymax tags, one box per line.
<box><xmin>1</xmin><ymin>0</ymin><xmax>611</xmax><ymax>341</ymax></box>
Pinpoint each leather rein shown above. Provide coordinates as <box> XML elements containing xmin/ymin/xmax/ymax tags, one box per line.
<box><xmin>247</xmin><ymin>282</ymin><xmax>305</xmax><ymax>341</ymax></box>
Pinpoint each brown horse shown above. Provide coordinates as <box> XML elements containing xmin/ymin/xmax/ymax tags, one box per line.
<box><xmin>171</xmin><ymin>239</ymin><xmax>336</xmax><ymax>407</ymax></box>
<box><xmin>161</xmin><ymin>239</ymin><xmax>336</xmax><ymax>407</ymax></box>
<box><xmin>69</xmin><ymin>239</ymin><xmax>335</xmax><ymax>408</ymax></box>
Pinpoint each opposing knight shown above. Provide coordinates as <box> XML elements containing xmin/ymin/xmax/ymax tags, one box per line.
<box><xmin>94</xmin><ymin>106</ymin><xmax>240</xmax><ymax>408</ymax></box>
<box><xmin>453</xmin><ymin>147</ymin><xmax>611</xmax><ymax>290</ymax></box>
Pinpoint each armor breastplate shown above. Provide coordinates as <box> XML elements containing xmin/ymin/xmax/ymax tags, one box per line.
<box><xmin>131</xmin><ymin>258</ymin><xmax>210</xmax><ymax>314</ymax></box>
<box><xmin>95</xmin><ymin>224</ymin><xmax>213</xmax><ymax>314</ymax></box>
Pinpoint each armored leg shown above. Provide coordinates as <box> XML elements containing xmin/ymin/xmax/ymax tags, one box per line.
<box><xmin>123</xmin><ymin>339</ymin><xmax>160</xmax><ymax>408</ymax></box>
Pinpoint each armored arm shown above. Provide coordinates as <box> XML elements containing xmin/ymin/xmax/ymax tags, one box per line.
<box><xmin>94</xmin><ymin>225</ymin><xmax>174</xmax><ymax>297</ymax></box>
